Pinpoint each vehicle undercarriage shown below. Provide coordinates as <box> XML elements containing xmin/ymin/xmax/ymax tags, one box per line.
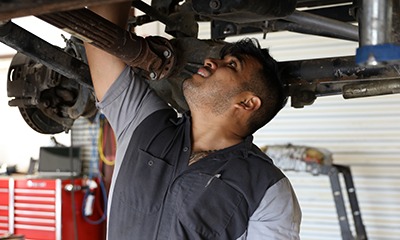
<box><xmin>0</xmin><ymin>0</ymin><xmax>399</xmax><ymax>134</ymax></box>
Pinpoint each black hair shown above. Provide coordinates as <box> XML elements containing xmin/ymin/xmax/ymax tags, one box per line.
<box><xmin>220</xmin><ymin>38</ymin><xmax>287</xmax><ymax>134</ymax></box>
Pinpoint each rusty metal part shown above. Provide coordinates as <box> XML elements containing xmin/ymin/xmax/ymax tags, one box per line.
<box><xmin>279</xmin><ymin>56</ymin><xmax>400</xmax><ymax>107</ymax></box>
<box><xmin>150</xmin><ymin>0</ymin><xmax>177</xmax><ymax>16</ymax></box>
<box><xmin>7</xmin><ymin>49</ymin><xmax>97</xmax><ymax>134</ymax></box>
<box><xmin>192</xmin><ymin>0</ymin><xmax>297</xmax><ymax>23</ymax></box>
<box><xmin>343</xmin><ymin>79</ymin><xmax>400</xmax><ymax>99</ymax></box>
<box><xmin>0</xmin><ymin>0</ymin><xmax>353</xmax><ymax>22</ymax></box>
<box><xmin>130</xmin><ymin>1</ymin><xmax>198</xmax><ymax>38</ymax></box>
<box><xmin>164</xmin><ymin>2</ymin><xmax>199</xmax><ymax>38</ymax></box>
<box><xmin>0</xmin><ymin>0</ymin><xmax>129</xmax><ymax>21</ymax></box>
<box><xmin>39</xmin><ymin>8</ymin><xmax>175</xmax><ymax>80</ymax></box>
<box><xmin>0</xmin><ymin>20</ymin><xmax>93</xmax><ymax>89</ymax></box>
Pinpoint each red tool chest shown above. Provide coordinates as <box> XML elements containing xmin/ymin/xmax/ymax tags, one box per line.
<box><xmin>0</xmin><ymin>177</ymin><xmax>105</xmax><ymax>240</ymax></box>
<box><xmin>0</xmin><ymin>178</ymin><xmax>11</xmax><ymax>236</ymax></box>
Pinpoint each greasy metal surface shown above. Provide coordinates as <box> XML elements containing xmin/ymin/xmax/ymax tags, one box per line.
<box><xmin>210</xmin><ymin>20</ymin><xmax>265</xmax><ymax>40</ymax></box>
<box><xmin>39</xmin><ymin>8</ymin><xmax>176</xmax><ymax>81</ymax></box>
<box><xmin>1</xmin><ymin>0</ymin><xmax>400</xmax><ymax>133</ymax></box>
<box><xmin>192</xmin><ymin>0</ymin><xmax>297</xmax><ymax>23</ymax></box>
<box><xmin>132</xmin><ymin>1</ymin><xmax>198</xmax><ymax>38</ymax></box>
<box><xmin>0</xmin><ymin>0</ymin><xmax>129</xmax><ymax>21</ymax></box>
<box><xmin>279</xmin><ymin>56</ymin><xmax>400</xmax><ymax>107</ymax></box>
<box><xmin>6</xmin><ymin>38</ymin><xmax>97</xmax><ymax>134</ymax></box>
<box><xmin>210</xmin><ymin>3</ymin><xmax>357</xmax><ymax>41</ymax></box>
<box><xmin>7</xmin><ymin>51</ymin><xmax>97</xmax><ymax>134</ymax></box>
<box><xmin>343</xmin><ymin>79</ymin><xmax>400</xmax><ymax>98</ymax></box>
<box><xmin>0</xmin><ymin>0</ymin><xmax>351</xmax><ymax>22</ymax></box>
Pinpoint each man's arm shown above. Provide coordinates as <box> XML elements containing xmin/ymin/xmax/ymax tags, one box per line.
<box><xmin>84</xmin><ymin>2</ymin><xmax>131</xmax><ymax>101</ymax></box>
<box><xmin>242</xmin><ymin>178</ymin><xmax>302</xmax><ymax>240</ymax></box>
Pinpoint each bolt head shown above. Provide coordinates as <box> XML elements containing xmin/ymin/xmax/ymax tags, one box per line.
<box><xmin>150</xmin><ymin>72</ymin><xmax>157</xmax><ymax>80</ymax></box>
<box><xmin>209</xmin><ymin>0</ymin><xmax>221</xmax><ymax>10</ymax></box>
<box><xmin>163</xmin><ymin>50</ymin><xmax>171</xmax><ymax>58</ymax></box>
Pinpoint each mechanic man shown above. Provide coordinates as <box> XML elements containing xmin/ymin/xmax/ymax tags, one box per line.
<box><xmin>84</xmin><ymin>2</ymin><xmax>301</xmax><ymax>239</ymax></box>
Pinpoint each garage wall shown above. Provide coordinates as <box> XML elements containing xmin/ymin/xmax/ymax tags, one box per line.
<box><xmin>257</xmin><ymin>94</ymin><xmax>400</xmax><ymax>240</ymax></box>
<box><xmin>200</xmin><ymin>26</ymin><xmax>400</xmax><ymax>239</ymax></box>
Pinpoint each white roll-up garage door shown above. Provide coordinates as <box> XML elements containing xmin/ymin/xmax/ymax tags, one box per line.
<box><xmin>257</xmin><ymin>94</ymin><xmax>400</xmax><ymax>240</ymax></box>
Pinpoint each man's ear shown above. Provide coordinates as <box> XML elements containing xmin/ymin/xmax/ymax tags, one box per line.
<box><xmin>235</xmin><ymin>94</ymin><xmax>261</xmax><ymax>112</ymax></box>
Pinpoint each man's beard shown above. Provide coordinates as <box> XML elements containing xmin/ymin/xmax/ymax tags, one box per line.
<box><xmin>182</xmin><ymin>78</ymin><xmax>239</xmax><ymax>116</ymax></box>
<box><xmin>182</xmin><ymin>78</ymin><xmax>203</xmax><ymax>111</ymax></box>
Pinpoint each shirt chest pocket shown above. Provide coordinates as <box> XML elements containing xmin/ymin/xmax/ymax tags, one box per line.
<box><xmin>175</xmin><ymin>173</ymin><xmax>246</xmax><ymax>239</ymax></box>
<box><xmin>113</xmin><ymin>149</ymin><xmax>173</xmax><ymax>214</ymax></box>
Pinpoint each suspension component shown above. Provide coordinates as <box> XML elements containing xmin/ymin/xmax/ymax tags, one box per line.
<box><xmin>39</xmin><ymin>8</ymin><xmax>175</xmax><ymax>80</ymax></box>
<box><xmin>7</xmin><ymin>38</ymin><xmax>97</xmax><ymax>134</ymax></box>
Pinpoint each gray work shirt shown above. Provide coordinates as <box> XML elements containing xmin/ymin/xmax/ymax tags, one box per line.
<box><xmin>97</xmin><ymin>66</ymin><xmax>301</xmax><ymax>239</ymax></box>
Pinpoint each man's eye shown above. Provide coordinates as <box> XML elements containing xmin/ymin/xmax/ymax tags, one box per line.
<box><xmin>229</xmin><ymin>61</ymin><xmax>237</xmax><ymax>68</ymax></box>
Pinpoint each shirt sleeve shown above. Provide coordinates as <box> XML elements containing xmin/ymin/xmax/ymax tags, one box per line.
<box><xmin>96</xmin><ymin>66</ymin><xmax>169</xmax><ymax>140</ymax></box>
<box><xmin>238</xmin><ymin>177</ymin><xmax>302</xmax><ymax>240</ymax></box>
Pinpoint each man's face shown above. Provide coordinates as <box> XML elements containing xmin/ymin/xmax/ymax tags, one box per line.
<box><xmin>183</xmin><ymin>54</ymin><xmax>261</xmax><ymax>115</ymax></box>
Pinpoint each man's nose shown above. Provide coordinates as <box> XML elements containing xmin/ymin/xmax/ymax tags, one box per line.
<box><xmin>204</xmin><ymin>58</ymin><xmax>218</xmax><ymax>70</ymax></box>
